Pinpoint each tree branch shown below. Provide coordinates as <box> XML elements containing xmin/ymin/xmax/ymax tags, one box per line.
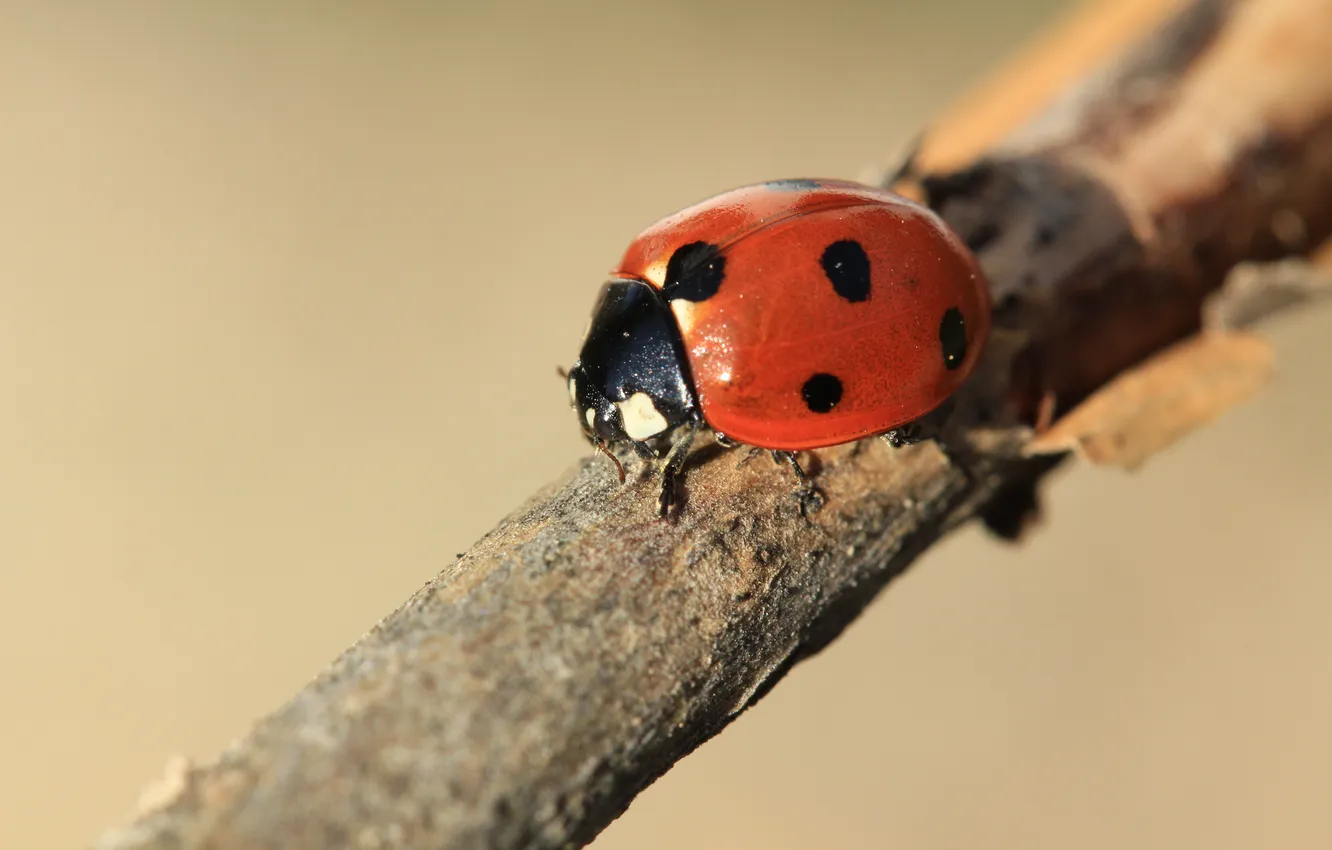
<box><xmin>95</xmin><ymin>1</ymin><xmax>1332</xmax><ymax>848</ymax></box>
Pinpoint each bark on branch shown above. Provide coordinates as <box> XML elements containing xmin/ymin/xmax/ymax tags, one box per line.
<box><xmin>95</xmin><ymin>1</ymin><xmax>1332</xmax><ymax>848</ymax></box>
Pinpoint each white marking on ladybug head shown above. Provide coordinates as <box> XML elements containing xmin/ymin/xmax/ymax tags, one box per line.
<box><xmin>616</xmin><ymin>391</ymin><xmax>670</xmax><ymax>441</ymax></box>
<box><xmin>568</xmin><ymin>373</ymin><xmax>579</xmax><ymax>406</ymax></box>
<box><xmin>643</xmin><ymin>260</ymin><xmax>668</xmax><ymax>288</ymax></box>
<box><xmin>670</xmin><ymin>300</ymin><xmax>698</xmax><ymax>335</ymax></box>
<box><xmin>585</xmin><ymin>407</ymin><xmax>597</xmax><ymax>429</ymax></box>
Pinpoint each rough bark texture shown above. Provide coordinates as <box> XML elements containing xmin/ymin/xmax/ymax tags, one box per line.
<box><xmin>95</xmin><ymin>1</ymin><xmax>1332</xmax><ymax>848</ymax></box>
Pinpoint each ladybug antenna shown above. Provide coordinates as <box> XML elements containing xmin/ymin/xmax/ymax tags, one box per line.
<box><xmin>594</xmin><ymin>441</ymin><xmax>626</xmax><ymax>484</ymax></box>
<box><xmin>556</xmin><ymin>365</ymin><xmax>569</xmax><ymax>381</ymax></box>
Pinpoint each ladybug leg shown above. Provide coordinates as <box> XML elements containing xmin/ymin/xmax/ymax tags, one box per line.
<box><xmin>881</xmin><ymin>399</ymin><xmax>954</xmax><ymax>448</ymax></box>
<box><xmin>628</xmin><ymin>439</ymin><xmax>661</xmax><ymax>483</ymax></box>
<box><xmin>881</xmin><ymin>424</ymin><xmax>926</xmax><ymax>448</ymax></box>
<box><xmin>771</xmin><ymin>450</ymin><xmax>808</xmax><ymax>482</ymax></box>
<box><xmin>629</xmin><ymin>440</ymin><xmax>657</xmax><ymax>460</ymax></box>
<box><xmin>735</xmin><ymin>446</ymin><xmax>764</xmax><ymax>468</ymax></box>
<box><xmin>771</xmin><ymin>450</ymin><xmax>825</xmax><ymax>516</ymax></box>
<box><xmin>657</xmin><ymin>423</ymin><xmax>698</xmax><ymax>519</ymax></box>
<box><xmin>879</xmin><ymin>402</ymin><xmax>988</xmax><ymax>515</ymax></box>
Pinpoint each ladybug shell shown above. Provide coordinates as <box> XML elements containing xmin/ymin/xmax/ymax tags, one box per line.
<box><xmin>614</xmin><ymin>179</ymin><xmax>990</xmax><ymax>451</ymax></box>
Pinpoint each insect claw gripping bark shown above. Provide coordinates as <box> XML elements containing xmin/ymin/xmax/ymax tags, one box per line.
<box><xmin>772</xmin><ymin>450</ymin><xmax>825</xmax><ymax>516</ymax></box>
<box><xmin>656</xmin><ymin>424</ymin><xmax>697</xmax><ymax>519</ymax></box>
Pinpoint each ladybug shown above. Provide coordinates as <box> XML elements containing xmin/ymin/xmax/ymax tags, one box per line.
<box><xmin>566</xmin><ymin>178</ymin><xmax>990</xmax><ymax>516</ymax></box>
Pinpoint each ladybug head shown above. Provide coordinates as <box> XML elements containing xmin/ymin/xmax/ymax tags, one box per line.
<box><xmin>566</xmin><ymin>279</ymin><xmax>699</xmax><ymax>453</ymax></box>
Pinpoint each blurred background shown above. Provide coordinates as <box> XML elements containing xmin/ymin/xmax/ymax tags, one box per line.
<box><xmin>2</xmin><ymin>1</ymin><xmax>1331</xmax><ymax>848</ymax></box>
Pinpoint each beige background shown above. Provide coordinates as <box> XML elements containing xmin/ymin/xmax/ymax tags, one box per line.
<box><xmin>2</xmin><ymin>2</ymin><xmax>1331</xmax><ymax>848</ymax></box>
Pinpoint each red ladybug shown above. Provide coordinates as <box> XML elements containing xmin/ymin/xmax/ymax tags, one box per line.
<box><xmin>566</xmin><ymin>178</ymin><xmax>990</xmax><ymax>516</ymax></box>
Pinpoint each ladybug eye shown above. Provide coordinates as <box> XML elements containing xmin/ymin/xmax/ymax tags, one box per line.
<box><xmin>939</xmin><ymin>307</ymin><xmax>967</xmax><ymax>370</ymax></box>
<box><xmin>663</xmin><ymin>241</ymin><xmax>725</xmax><ymax>302</ymax></box>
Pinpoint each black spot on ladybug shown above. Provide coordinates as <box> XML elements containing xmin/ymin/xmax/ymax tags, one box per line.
<box><xmin>763</xmin><ymin>179</ymin><xmax>822</xmax><ymax>191</ymax></box>
<box><xmin>940</xmin><ymin>307</ymin><xmax>967</xmax><ymax>370</ymax></box>
<box><xmin>820</xmin><ymin>240</ymin><xmax>871</xmax><ymax>302</ymax></box>
<box><xmin>802</xmin><ymin>373</ymin><xmax>843</xmax><ymax>413</ymax></box>
<box><xmin>663</xmin><ymin>241</ymin><xmax>725</xmax><ymax>302</ymax></box>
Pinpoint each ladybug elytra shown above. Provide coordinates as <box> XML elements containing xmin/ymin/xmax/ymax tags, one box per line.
<box><xmin>566</xmin><ymin>178</ymin><xmax>991</xmax><ymax>516</ymax></box>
